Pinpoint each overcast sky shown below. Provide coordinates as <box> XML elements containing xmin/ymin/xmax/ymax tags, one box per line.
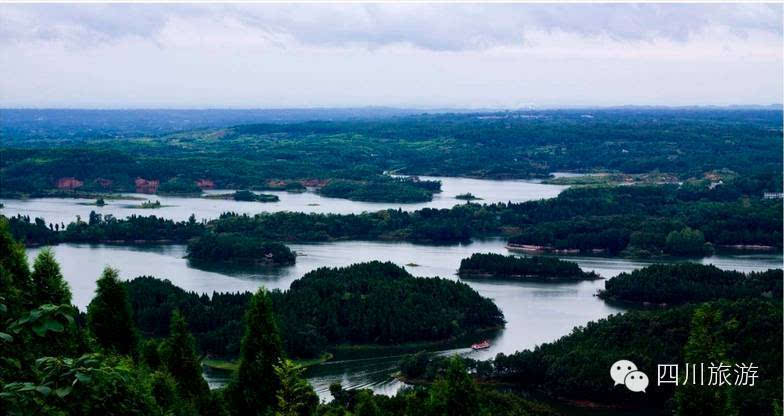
<box><xmin>1</xmin><ymin>3</ymin><xmax>781</xmax><ymax>109</ymax></box>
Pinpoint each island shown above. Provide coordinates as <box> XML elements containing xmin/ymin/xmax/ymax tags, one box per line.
<box><xmin>273</xmin><ymin>261</ymin><xmax>504</xmax><ymax>357</ymax></box>
<box><xmin>458</xmin><ymin>253</ymin><xmax>600</xmax><ymax>281</ymax></box>
<box><xmin>205</xmin><ymin>189</ymin><xmax>279</xmax><ymax>202</ymax></box>
<box><xmin>126</xmin><ymin>261</ymin><xmax>504</xmax><ymax>359</ymax></box>
<box><xmin>598</xmin><ymin>263</ymin><xmax>783</xmax><ymax>306</ymax></box>
<box><xmin>77</xmin><ymin>196</ymin><xmax>128</xmax><ymax>207</ymax></box>
<box><xmin>186</xmin><ymin>232</ymin><xmax>295</xmax><ymax>266</ymax></box>
<box><xmin>138</xmin><ymin>200</ymin><xmax>162</xmax><ymax>209</ymax></box>
<box><xmin>455</xmin><ymin>192</ymin><xmax>482</xmax><ymax>201</ymax></box>
<box><xmin>319</xmin><ymin>176</ymin><xmax>441</xmax><ymax>203</ymax></box>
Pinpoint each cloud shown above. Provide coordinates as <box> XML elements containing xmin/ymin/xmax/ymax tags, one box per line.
<box><xmin>0</xmin><ymin>3</ymin><xmax>780</xmax><ymax>108</ymax></box>
<box><xmin>1</xmin><ymin>3</ymin><xmax>781</xmax><ymax>51</ymax></box>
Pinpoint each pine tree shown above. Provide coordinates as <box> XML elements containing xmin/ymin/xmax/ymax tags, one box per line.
<box><xmin>0</xmin><ymin>218</ymin><xmax>32</xmax><ymax>314</ymax></box>
<box><xmin>86</xmin><ymin>267</ymin><xmax>138</xmax><ymax>356</ymax></box>
<box><xmin>273</xmin><ymin>359</ymin><xmax>318</xmax><ymax>416</ymax></box>
<box><xmin>228</xmin><ymin>287</ymin><xmax>284</xmax><ymax>416</ymax></box>
<box><xmin>160</xmin><ymin>310</ymin><xmax>210</xmax><ymax>403</ymax></box>
<box><xmin>30</xmin><ymin>248</ymin><xmax>72</xmax><ymax>305</ymax></box>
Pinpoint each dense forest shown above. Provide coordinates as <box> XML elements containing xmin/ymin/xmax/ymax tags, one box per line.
<box><xmin>271</xmin><ymin>262</ymin><xmax>504</xmax><ymax>357</ymax></box>
<box><xmin>157</xmin><ymin>177</ymin><xmax>203</xmax><ymax>195</ymax></box>
<box><xmin>598</xmin><ymin>263</ymin><xmax>783</xmax><ymax>305</ymax></box>
<box><xmin>458</xmin><ymin>253</ymin><xmax>600</xmax><ymax>281</ymax></box>
<box><xmin>127</xmin><ymin>277</ymin><xmax>250</xmax><ymax>357</ymax></box>
<box><xmin>126</xmin><ymin>262</ymin><xmax>504</xmax><ymax>359</ymax></box>
<box><xmin>503</xmin><ymin>183</ymin><xmax>782</xmax><ymax>254</ymax></box>
<box><xmin>2</xmin><ymin>110</ymin><xmax>781</xmax><ymax>197</ymax></box>
<box><xmin>319</xmin><ymin>176</ymin><xmax>442</xmax><ymax>203</ymax></box>
<box><xmin>0</xmin><ymin>219</ymin><xmax>548</xmax><ymax>416</ymax></box>
<box><xmin>186</xmin><ymin>233</ymin><xmax>296</xmax><ymax>265</ymax></box>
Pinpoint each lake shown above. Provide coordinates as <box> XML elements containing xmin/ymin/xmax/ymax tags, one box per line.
<box><xmin>1</xmin><ymin>175</ymin><xmax>568</xmax><ymax>224</ymax></box>
<box><xmin>11</xmin><ymin>174</ymin><xmax>782</xmax><ymax>400</ymax></box>
<box><xmin>26</xmin><ymin>241</ymin><xmax>782</xmax><ymax>400</ymax></box>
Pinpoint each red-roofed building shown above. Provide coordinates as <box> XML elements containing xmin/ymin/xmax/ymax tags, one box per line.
<box><xmin>135</xmin><ymin>178</ymin><xmax>159</xmax><ymax>194</ymax></box>
<box><xmin>56</xmin><ymin>177</ymin><xmax>83</xmax><ymax>190</ymax></box>
<box><xmin>196</xmin><ymin>179</ymin><xmax>215</xmax><ymax>189</ymax></box>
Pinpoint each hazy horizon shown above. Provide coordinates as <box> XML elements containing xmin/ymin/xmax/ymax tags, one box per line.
<box><xmin>1</xmin><ymin>3</ymin><xmax>782</xmax><ymax>108</ymax></box>
<box><xmin>2</xmin><ymin>104</ymin><xmax>782</xmax><ymax>111</ymax></box>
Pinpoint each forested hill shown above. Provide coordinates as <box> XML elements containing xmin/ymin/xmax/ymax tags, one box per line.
<box><xmin>126</xmin><ymin>262</ymin><xmax>504</xmax><ymax>358</ymax></box>
<box><xmin>273</xmin><ymin>262</ymin><xmax>504</xmax><ymax>356</ymax></box>
<box><xmin>2</xmin><ymin>109</ymin><xmax>781</xmax><ymax>195</ymax></box>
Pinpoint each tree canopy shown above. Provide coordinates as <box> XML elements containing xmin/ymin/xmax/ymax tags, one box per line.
<box><xmin>598</xmin><ymin>263</ymin><xmax>782</xmax><ymax>305</ymax></box>
<box><xmin>458</xmin><ymin>253</ymin><xmax>600</xmax><ymax>281</ymax></box>
<box><xmin>87</xmin><ymin>267</ymin><xmax>139</xmax><ymax>356</ymax></box>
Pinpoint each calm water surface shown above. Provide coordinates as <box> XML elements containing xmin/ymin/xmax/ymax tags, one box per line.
<box><xmin>1</xmin><ymin>176</ymin><xmax>567</xmax><ymax>224</ymax></box>
<box><xmin>26</xmin><ymin>241</ymin><xmax>782</xmax><ymax>399</ymax></box>
<box><xmin>13</xmin><ymin>174</ymin><xmax>782</xmax><ymax>400</ymax></box>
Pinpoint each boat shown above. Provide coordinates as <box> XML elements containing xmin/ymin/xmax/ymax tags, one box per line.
<box><xmin>471</xmin><ymin>340</ymin><xmax>490</xmax><ymax>350</ymax></box>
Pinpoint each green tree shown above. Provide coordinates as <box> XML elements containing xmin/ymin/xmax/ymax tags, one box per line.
<box><xmin>675</xmin><ymin>304</ymin><xmax>729</xmax><ymax>416</ymax></box>
<box><xmin>160</xmin><ymin>310</ymin><xmax>210</xmax><ymax>404</ymax></box>
<box><xmin>86</xmin><ymin>267</ymin><xmax>138</xmax><ymax>356</ymax></box>
<box><xmin>0</xmin><ymin>218</ymin><xmax>31</xmax><ymax>314</ymax></box>
<box><xmin>30</xmin><ymin>248</ymin><xmax>72</xmax><ymax>305</ymax></box>
<box><xmin>665</xmin><ymin>227</ymin><xmax>708</xmax><ymax>256</ymax></box>
<box><xmin>675</xmin><ymin>300</ymin><xmax>782</xmax><ymax>416</ymax></box>
<box><xmin>150</xmin><ymin>370</ymin><xmax>179</xmax><ymax>413</ymax></box>
<box><xmin>228</xmin><ymin>288</ymin><xmax>285</xmax><ymax>416</ymax></box>
<box><xmin>273</xmin><ymin>359</ymin><xmax>318</xmax><ymax>416</ymax></box>
<box><xmin>353</xmin><ymin>390</ymin><xmax>381</xmax><ymax>416</ymax></box>
<box><xmin>426</xmin><ymin>357</ymin><xmax>480</xmax><ymax>416</ymax></box>
<box><xmin>2</xmin><ymin>354</ymin><xmax>160</xmax><ymax>416</ymax></box>
<box><xmin>141</xmin><ymin>339</ymin><xmax>163</xmax><ymax>370</ymax></box>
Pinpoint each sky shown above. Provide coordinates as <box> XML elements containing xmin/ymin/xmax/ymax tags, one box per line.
<box><xmin>0</xmin><ymin>3</ymin><xmax>782</xmax><ymax>109</ymax></box>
